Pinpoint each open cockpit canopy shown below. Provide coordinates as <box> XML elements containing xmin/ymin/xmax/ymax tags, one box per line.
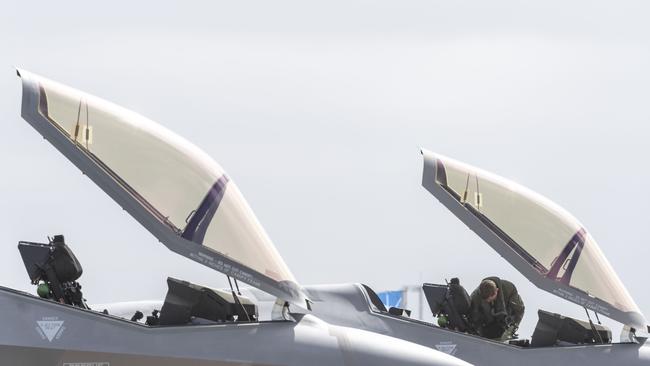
<box><xmin>421</xmin><ymin>149</ymin><xmax>646</xmax><ymax>330</ymax></box>
<box><xmin>17</xmin><ymin>69</ymin><xmax>309</xmax><ymax>311</ymax></box>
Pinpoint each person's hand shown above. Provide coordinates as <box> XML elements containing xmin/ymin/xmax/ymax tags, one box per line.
<box><xmin>504</xmin><ymin>324</ymin><xmax>519</xmax><ymax>340</ymax></box>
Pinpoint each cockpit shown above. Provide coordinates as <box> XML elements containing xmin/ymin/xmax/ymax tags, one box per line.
<box><xmin>359</xmin><ymin>280</ymin><xmax>614</xmax><ymax>348</ymax></box>
<box><xmin>18</xmin><ymin>235</ymin><xmax>263</xmax><ymax>327</ymax></box>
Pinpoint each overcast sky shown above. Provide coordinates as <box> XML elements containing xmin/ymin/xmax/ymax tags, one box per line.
<box><xmin>1</xmin><ymin>0</ymin><xmax>649</xmax><ymax>338</ymax></box>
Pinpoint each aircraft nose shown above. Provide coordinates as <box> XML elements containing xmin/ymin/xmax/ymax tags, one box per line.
<box><xmin>339</xmin><ymin>326</ymin><xmax>472</xmax><ymax>366</ymax></box>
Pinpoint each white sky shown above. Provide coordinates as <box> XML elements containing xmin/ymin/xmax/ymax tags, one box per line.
<box><xmin>1</xmin><ymin>0</ymin><xmax>649</xmax><ymax>338</ymax></box>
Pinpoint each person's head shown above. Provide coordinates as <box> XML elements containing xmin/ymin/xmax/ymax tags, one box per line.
<box><xmin>479</xmin><ymin>279</ymin><xmax>498</xmax><ymax>303</ymax></box>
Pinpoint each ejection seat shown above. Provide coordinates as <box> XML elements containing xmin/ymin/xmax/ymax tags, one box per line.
<box><xmin>18</xmin><ymin>235</ymin><xmax>88</xmax><ymax>309</ymax></box>
<box><xmin>423</xmin><ymin>278</ymin><xmax>472</xmax><ymax>332</ymax></box>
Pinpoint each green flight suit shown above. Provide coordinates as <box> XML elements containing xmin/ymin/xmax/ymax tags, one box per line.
<box><xmin>469</xmin><ymin>276</ymin><xmax>525</xmax><ymax>340</ymax></box>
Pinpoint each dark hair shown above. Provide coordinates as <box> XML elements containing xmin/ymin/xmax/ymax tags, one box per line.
<box><xmin>479</xmin><ymin>279</ymin><xmax>497</xmax><ymax>299</ymax></box>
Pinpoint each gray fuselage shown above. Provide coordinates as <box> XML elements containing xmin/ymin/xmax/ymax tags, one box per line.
<box><xmin>303</xmin><ymin>283</ymin><xmax>650</xmax><ymax>366</ymax></box>
<box><xmin>0</xmin><ymin>285</ymin><xmax>470</xmax><ymax>366</ymax></box>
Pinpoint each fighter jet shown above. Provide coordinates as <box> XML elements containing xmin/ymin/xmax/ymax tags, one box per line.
<box><xmin>295</xmin><ymin>151</ymin><xmax>650</xmax><ymax>365</ymax></box>
<box><xmin>0</xmin><ymin>69</ymin><xmax>470</xmax><ymax>366</ymax></box>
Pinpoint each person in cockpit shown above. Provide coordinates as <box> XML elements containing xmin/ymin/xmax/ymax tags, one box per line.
<box><xmin>469</xmin><ymin>277</ymin><xmax>525</xmax><ymax>340</ymax></box>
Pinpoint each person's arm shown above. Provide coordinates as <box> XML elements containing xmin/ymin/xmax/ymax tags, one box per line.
<box><xmin>468</xmin><ymin>290</ymin><xmax>483</xmax><ymax>332</ymax></box>
<box><xmin>506</xmin><ymin>291</ymin><xmax>525</xmax><ymax>325</ymax></box>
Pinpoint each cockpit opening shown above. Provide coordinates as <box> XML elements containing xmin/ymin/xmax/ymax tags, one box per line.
<box><xmin>362</xmin><ymin>279</ymin><xmax>613</xmax><ymax>348</ymax></box>
<box><xmin>422</xmin><ymin>278</ymin><xmax>611</xmax><ymax>347</ymax></box>
<box><xmin>18</xmin><ymin>235</ymin><xmax>262</xmax><ymax>327</ymax></box>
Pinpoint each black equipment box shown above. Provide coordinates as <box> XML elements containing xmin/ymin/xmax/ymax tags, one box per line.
<box><xmin>159</xmin><ymin>277</ymin><xmax>257</xmax><ymax>325</ymax></box>
<box><xmin>531</xmin><ymin>309</ymin><xmax>611</xmax><ymax>347</ymax></box>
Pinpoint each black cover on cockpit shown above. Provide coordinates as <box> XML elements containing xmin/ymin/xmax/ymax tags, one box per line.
<box><xmin>159</xmin><ymin>277</ymin><xmax>257</xmax><ymax>325</ymax></box>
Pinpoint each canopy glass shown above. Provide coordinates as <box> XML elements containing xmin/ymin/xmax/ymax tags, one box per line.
<box><xmin>35</xmin><ymin>76</ymin><xmax>295</xmax><ymax>285</ymax></box>
<box><xmin>429</xmin><ymin>152</ymin><xmax>640</xmax><ymax>315</ymax></box>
